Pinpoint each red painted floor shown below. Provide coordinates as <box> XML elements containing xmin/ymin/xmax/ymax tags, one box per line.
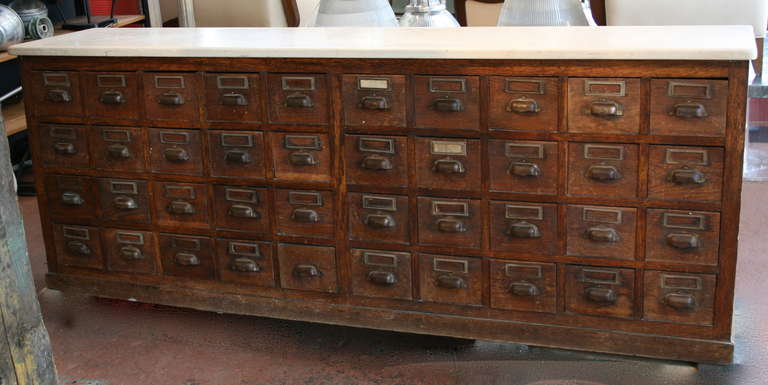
<box><xmin>19</xmin><ymin>181</ymin><xmax>768</xmax><ymax>385</ymax></box>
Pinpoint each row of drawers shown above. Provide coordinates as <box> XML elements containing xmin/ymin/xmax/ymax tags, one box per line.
<box><xmin>31</xmin><ymin>71</ymin><xmax>728</xmax><ymax>136</ymax></box>
<box><xmin>40</xmin><ymin>126</ymin><xmax>724</xmax><ymax>201</ymax></box>
<box><xmin>47</xmin><ymin>179</ymin><xmax>720</xmax><ymax>265</ymax></box>
<box><xmin>52</xmin><ymin>226</ymin><xmax>716</xmax><ymax>326</ymax></box>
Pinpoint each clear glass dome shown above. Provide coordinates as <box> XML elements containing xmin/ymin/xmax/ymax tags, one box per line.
<box><xmin>314</xmin><ymin>0</ymin><xmax>398</xmax><ymax>27</ymax></box>
<box><xmin>399</xmin><ymin>0</ymin><xmax>459</xmax><ymax>28</ymax></box>
<box><xmin>497</xmin><ymin>0</ymin><xmax>589</xmax><ymax>26</ymax></box>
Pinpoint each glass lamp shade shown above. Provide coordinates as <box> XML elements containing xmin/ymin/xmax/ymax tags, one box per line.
<box><xmin>314</xmin><ymin>0</ymin><xmax>398</xmax><ymax>27</ymax></box>
<box><xmin>399</xmin><ymin>0</ymin><xmax>460</xmax><ymax>28</ymax></box>
<box><xmin>497</xmin><ymin>0</ymin><xmax>589</xmax><ymax>26</ymax></box>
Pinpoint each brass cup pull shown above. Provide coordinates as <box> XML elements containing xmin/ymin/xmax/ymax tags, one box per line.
<box><xmin>167</xmin><ymin>200</ymin><xmax>195</xmax><ymax>215</ymax></box>
<box><xmin>119</xmin><ymin>245</ymin><xmax>144</xmax><ymax>260</ymax></box>
<box><xmin>364</xmin><ymin>214</ymin><xmax>395</xmax><ymax>229</ymax></box>
<box><xmin>61</xmin><ymin>191</ymin><xmax>84</xmax><ymax>206</ymax></box>
<box><xmin>286</xmin><ymin>94</ymin><xmax>313</xmax><ymax>108</ymax></box>
<box><xmin>228</xmin><ymin>204</ymin><xmax>260</xmax><ymax>219</ymax></box>
<box><xmin>436</xmin><ymin>218</ymin><xmax>466</xmax><ymax>233</ymax></box>
<box><xmin>293</xmin><ymin>264</ymin><xmax>321</xmax><ymax>278</ymax></box>
<box><xmin>673</xmin><ymin>103</ymin><xmax>708</xmax><ymax>119</ymax></box>
<box><xmin>436</xmin><ymin>274</ymin><xmax>467</xmax><ymax>289</ymax></box>
<box><xmin>158</xmin><ymin>92</ymin><xmax>184</xmax><ymax>105</ymax></box>
<box><xmin>585</xmin><ymin>287</ymin><xmax>617</xmax><ymax>304</ymax></box>
<box><xmin>113</xmin><ymin>195</ymin><xmax>138</xmax><ymax>210</ymax></box>
<box><xmin>99</xmin><ymin>90</ymin><xmax>125</xmax><ymax>105</ymax></box>
<box><xmin>669</xmin><ymin>168</ymin><xmax>706</xmax><ymax>185</ymax></box>
<box><xmin>507</xmin><ymin>97</ymin><xmax>540</xmax><ymax>114</ymax></box>
<box><xmin>432</xmin><ymin>159</ymin><xmax>465</xmax><ymax>174</ymax></box>
<box><xmin>291</xmin><ymin>208</ymin><xmax>319</xmax><ymax>223</ymax></box>
<box><xmin>664</xmin><ymin>293</ymin><xmax>697</xmax><ymax>310</ymax></box>
<box><xmin>589</xmin><ymin>100</ymin><xmax>623</xmax><ymax>117</ymax></box>
<box><xmin>107</xmin><ymin>144</ymin><xmax>132</xmax><ymax>160</ymax></box>
<box><xmin>361</xmin><ymin>154</ymin><xmax>393</xmax><ymax>171</ymax></box>
<box><xmin>360</xmin><ymin>96</ymin><xmax>389</xmax><ymax>111</ymax></box>
<box><xmin>66</xmin><ymin>240</ymin><xmax>91</xmax><ymax>256</ymax></box>
<box><xmin>225</xmin><ymin>150</ymin><xmax>252</xmax><ymax>165</ymax></box>
<box><xmin>175</xmin><ymin>252</ymin><xmax>200</xmax><ymax>266</ymax></box>
<box><xmin>47</xmin><ymin>89</ymin><xmax>71</xmax><ymax>103</ymax></box>
<box><xmin>289</xmin><ymin>151</ymin><xmax>318</xmax><ymax>166</ymax></box>
<box><xmin>508</xmin><ymin>161</ymin><xmax>541</xmax><ymax>177</ymax></box>
<box><xmin>221</xmin><ymin>93</ymin><xmax>247</xmax><ymax>106</ymax></box>
<box><xmin>666</xmin><ymin>232</ymin><xmax>700</xmax><ymax>250</ymax></box>
<box><xmin>433</xmin><ymin>98</ymin><xmax>464</xmax><ymax>112</ymax></box>
<box><xmin>506</xmin><ymin>221</ymin><xmax>541</xmax><ymax>239</ymax></box>
<box><xmin>509</xmin><ymin>281</ymin><xmax>540</xmax><ymax>297</ymax></box>
<box><xmin>230</xmin><ymin>257</ymin><xmax>260</xmax><ymax>273</ymax></box>
<box><xmin>53</xmin><ymin>142</ymin><xmax>77</xmax><ymax>155</ymax></box>
<box><xmin>163</xmin><ymin>147</ymin><xmax>190</xmax><ymax>163</ymax></box>
<box><xmin>367</xmin><ymin>270</ymin><xmax>397</xmax><ymax>286</ymax></box>
<box><xmin>587</xmin><ymin>164</ymin><xmax>622</xmax><ymax>182</ymax></box>
<box><xmin>586</xmin><ymin>226</ymin><xmax>620</xmax><ymax>243</ymax></box>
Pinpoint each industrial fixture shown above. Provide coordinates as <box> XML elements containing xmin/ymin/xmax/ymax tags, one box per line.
<box><xmin>497</xmin><ymin>0</ymin><xmax>589</xmax><ymax>26</ymax></box>
<box><xmin>0</xmin><ymin>5</ymin><xmax>25</xmax><ymax>51</ymax></box>
<box><xmin>399</xmin><ymin>0</ymin><xmax>459</xmax><ymax>28</ymax></box>
<box><xmin>9</xmin><ymin>0</ymin><xmax>53</xmax><ymax>39</ymax></box>
<box><xmin>314</xmin><ymin>0</ymin><xmax>398</xmax><ymax>27</ymax></box>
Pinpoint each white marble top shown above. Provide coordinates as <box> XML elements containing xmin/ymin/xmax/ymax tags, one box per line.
<box><xmin>9</xmin><ymin>26</ymin><xmax>758</xmax><ymax>61</ymax></box>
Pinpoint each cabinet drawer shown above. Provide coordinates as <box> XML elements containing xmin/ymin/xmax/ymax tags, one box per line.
<box><xmin>29</xmin><ymin>71</ymin><xmax>82</xmax><ymax>119</ymax></box>
<box><xmin>271</xmin><ymin>133</ymin><xmax>331</xmax><ymax>182</ymax></box>
<box><xmin>159</xmin><ymin>233</ymin><xmax>215</xmax><ymax>280</ymax></box>
<box><xmin>646</xmin><ymin>209</ymin><xmax>720</xmax><ymax>266</ymax></box>
<box><xmin>143</xmin><ymin>73</ymin><xmax>200</xmax><ymax>122</ymax></box>
<box><xmin>278</xmin><ymin>243</ymin><xmax>337</xmax><ymax>293</ymax></box>
<box><xmin>415</xmin><ymin>137</ymin><xmax>481</xmax><ymax>191</ymax></box>
<box><xmin>275</xmin><ymin>189</ymin><xmax>335</xmax><ymax>238</ymax></box>
<box><xmin>209</xmin><ymin>131</ymin><xmax>266</xmax><ymax>179</ymax></box>
<box><xmin>350</xmin><ymin>249</ymin><xmax>412</xmax><ymax>300</ymax></box>
<box><xmin>205</xmin><ymin>73</ymin><xmax>262</xmax><ymax>123</ymax></box>
<box><xmin>344</xmin><ymin>134</ymin><xmax>408</xmax><ymax>187</ymax></box>
<box><xmin>342</xmin><ymin>74</ymin><xmax>406</xmax><ymax>128</ymax></box>
<box><xmin>643</xmin><ymin>271</ymin><xmax>716</xmax><ymax>326</ymax></box>
<box><xmin>212</xmin><ymin>185</ymin><xmax>270</xmax><ymax>234</ymax></box>
<box><xmin>39</xmin><ymin>124</ymin><xmax>90</xmax><ymax>169</ymax></box>
<box><xmin>488</xmin><ymin>140</ymin><xmax>558</xmax><ymax>195</ymax></box>
<box><xmin>267</xmin><ymin>74</ymin><xmax>329</xmax><ymax>125</ymax></box>
<box><xmin>419</xmin><ymin>254</ymin><xmax>482</xmax><ymax>306</ymax></box>
<box><xmin>417</xmin><ymin>197</ymin><xmax>482</xmax><ymax>249</ymax></box>
<box><xmin>566</xmin><ymin>205</ymin><xmax>637</xmax><ymax>260</ymax></box>
<box><xmin>54</xmin><ymin>224</ymin><xmax>103</xmax><ymax>270</ymax></box>
<box><xmin>489</xmin><ymin>201</ymin><xmax>558</xmax><ymax>256</ymax></box>
<box><xmin>650</xmin><ymin>79</ymin><xmax>728</xmax><ymax>137</ymax></box>
<box><xmin>103</xmin><ymin>229</ymin><xmax>158</xmax><ymax>275</ymax></box>
<box><xmin>348</xmin><ymin>193</ymin><xmax>409</xmax><ymax>245</ymax></box>
<box><xmin>91</xmin><ymin>126</ymin><xmax>147</xmax><ymax>172</ymax></box>
<box><xmin>45</xmin><ymin>175</ymin><xmax>98</xmax><ymax>221</ymax></box>
<box><xmin>99</xmin><ymin>178</ymin><xmax>151</xmax><ymax>224</ymax></box>
<box><xmin>490</xmin><ymin>260</ymin><xmax>556</xmax><ymax>313</ymax></box>
<box><xmin>567</xmin><ymin>143</ymin><xmax>638</xmax><ymax>199</ymax></box>
<box><xmin>149</xmin><ymin>128</ymin><xmax>204</xmax><ymax>176</ymax></box>
<box><xmin>414</xmin><ymin>75</ymin><xmax>480</xmax><ymax>131</ymax></box>
<box><xmin>488</xmin><ymin>77</ymin><xmax>559</xmax><ymax>132</ymax></box>
<box><xmin>565</xmin><ymin>265</ymin><xmax>635</xmax><ymax>319</ymax></box>
<box><xmin>647</xmin><ymin>145</ymin><xmax>724</xmax><ymax>202</ymax></box>
<box><xmin>83</xmin><ymin>72</ymin><xmax>139</xmax><ymax>120</ymax></box>
<box><xmin>153</xmin><ymin>182</ymin><xmax>210</xmax><ymax>229</ymax></box>
<box><xmin>567</xmin><ymin>78</ymin><xmax>641</xmax><ymax>134</ymax></box>
<box><xmin>216</xmin><ymin>239</ymin><xmax>274</xmax><ymax>287</ymax></box>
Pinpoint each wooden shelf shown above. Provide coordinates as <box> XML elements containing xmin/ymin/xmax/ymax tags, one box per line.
<box><xmin>3</xmin><ymin>102</ymin><xmax>26</xmax><ymax>137</ymax></box>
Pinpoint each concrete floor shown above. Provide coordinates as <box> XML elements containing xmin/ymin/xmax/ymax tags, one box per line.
<box><xmin>19</xmin><ymin>181</ymin><xmax>768</xmax><ymax>385</ymax></box>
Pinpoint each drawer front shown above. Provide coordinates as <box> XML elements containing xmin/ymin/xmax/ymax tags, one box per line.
<box><xmin>143</xmin><ymin>73</ymin><xmax>200</xmax><ymax>122</ymax></box>
<box><xmin>348</xmin><ymin>193</ymin><xmax>410</xmax><ymax>244</ymax></box>
<box><xmin>278</xmin><ymin>243</ymin><xmax>337</xmax><ymax>293</ymax></box>
<box><xmin>271</xmin><ymin>133</ymin><xmax>331</xmax><ymax>182</ymax></box>
<box><xmin>488</xmin><ymin>140</ymin><xmax>558</xmax><ymax>195</ymax></box>
<box><xmin>39</xmin><ymin>125</ymin><xmax>90</xmax><ymax>169</ymax></box>
<box><xmin>647</xmin><ymin>145</ymin><xmax>724</xmax><ymax>202</ymax></box>
<box><xmin>209</xmin><ymin>131</ymin><xmax>266</xmax><ymax>179</ymax></box>
<box><xmin>216</xmin><ymin>239</ymin><xmax>274</xmax><ymax>287</ymax></box>
<box><xmin>30</xmin><ymin>71</ymin><xmax>82</xmax><ymax>118</ymax></box>
<box><xmin>275</xmin><ymin>189</ymin><xmax>335</xmax><ymax>238</ymax></box>
<box><xmin>344</xmin><ymin>134</ymin><xmax>408</xmax><ymax>187</ymax></box>
<box><xmin>565</xmin><ymin>265</ymin><xmax>635</xmax><ymax>319</ymax></box>
<box><xmin>417</xmin><ymin>197</ymin><xmax>482</xmax><ymax>249</ymax></box>
<box><xmin>490</xmin><ymin>260</ymin><xmax>556</xmax><ymax>313</ymax></box>
<box><xmin>650</xmin><ymin>79</ymin><xmax>728</xmax><ymax>137</ymax></box>
<box><xmin>212</xmin><ymin>185</ymin><xmax>270</xmax><ymax>233</ymax></box>
<box><xmin>646</xmin><ymin>209</ymin><xmax>720</xmax><ymax>266</ymax></box>
<box><xmin>342</xmin><ymin>75</ymin><xmax>406</xmax><ymax>128</ymax></box>
<box><xmin>103</xmin><ymin>228</ymin><xmax>158</xmax><ymax>275</ymax></box>
<box><xmin>566</xmin><ymin>205</ymin><xmax>637</xmax><ymax>260</ymax></box>
<box><xmin>567</xmin><ymin>78</ymin><xmax>641</xmax><ymax>134</ymax></box>
<box><xmin>268</xmin><ymin>74</ymin><xmax>329</xmax><ymax>125</ymax></box>
<box><xmin>567</xmin><ymin>142</ymin><xmax>638</xmax><ymax>199</ymax></box>
<box><xmin>91</xmin><ymin>126</ymin><xmax>147</xmax><ymax>172</ymax></box>
<box><xmin>153</xmin><ymin>182</ymin><xmax>210</xmax><ymax>229</ymax></box>
<box><xmin>488</xmin><ymin>77</ymin><xmax>559</xmax><ymax>132</ymax></box>
<box><xmin>45</xmin><ymin>175</ymin><xmax>98</xmax><ymax>220</ymax></box>
<box><xmin>159</xmin><ymin>233</ymin><xmax>215</xmax><ymax>280</ymax></box>
<box><xmin>419</xmin><ymin>254</ymin><xmax>482</xmax><ymax>306</ymax></box>
<box><xmin>350</xmin><ymin>248</ymin><xmax>412</xmax><ymax>300</ymax></box>
<box><xmin>415</xmin><ymin>137</ymin><xmax>481</xmax><ymax>191</ymax></box>
<box><xmin>643</xmin><ymin>270</ymin><xmax>716</xmax><ymax>326</ymax></box>
<box><xmin>54</xmin><ymin>224</ymin><xmax>103</xmax><ymax>270</ymax></box>
<box><xmin>149</xmin><ymin>128</ymin><xmax>204</xmax><ymax>176</ymax></box>
<box><xmin>83</xmin><ymin>72</ymin><xmax>139</xmax><ymax>120</ymax></box>
<box><xmin>414</xmin><ymin>75</ymin><xmax>480</xmax><ymax>131</ymax></box>
<box><xmin>489</xmin><ymin>201</ymin><xmax>558</xmax><ymax>256</ymax></box>
<box><xmin>205</xmin><ymin>73</ymin><xmax>262</xmax><ymax>122</ymax></box>
<box><xmin>99</xmin><ymin>178</ymin><xmax>151</xmax><ymax>224</ymax></box>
